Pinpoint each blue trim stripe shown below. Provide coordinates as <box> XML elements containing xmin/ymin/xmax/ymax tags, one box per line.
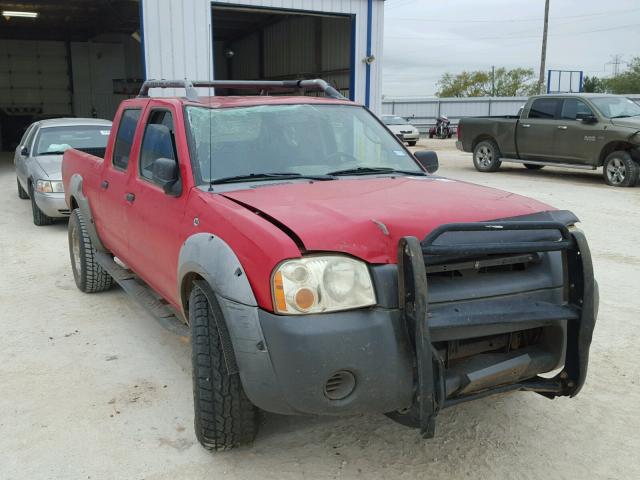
<box><xmin>349</xmin><ymin>15</ymin><xmax>356</xmax><ymax>101</ymax></box>
<box><xmin>365</xmin><ymin>0</ymin><xmax>373</xmax><ymax>108</ymax></box>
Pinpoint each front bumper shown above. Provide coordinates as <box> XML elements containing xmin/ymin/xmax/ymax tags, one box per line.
<box><xmin>33</xmin><ymin>191</ymin><xmax>70</xmax><ymax>217</ymax></box>
<box><xmin>222</xmin><ymin>216</ymin><xmax>597</xmax><ymax>434</ymax></box>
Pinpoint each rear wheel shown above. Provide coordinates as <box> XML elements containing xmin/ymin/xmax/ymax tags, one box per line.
<box><xmin>603</xmin><ymin>151</ymin><xmax>639</xmax><ymax>187</ymax></box>
<box><xmin>473</xmin><ymin>140</ymin><xmax>502</xmax><ymax>172</ymax></box>
<box><xmin>17</xmin><ymin>178</ymin><xmax>29</xmax><ymax>199</ymax></box>
<box><xmin>190</xmin><ymin>285</ymin><xmax>258</xmax><ymax>451</ymax></box>
<box><xmin>29</xmin><ymin>183</ymin><xmax>54</xmax><ymax>226</ymax></box>
<box><xmin>68</xmin><ymin>209</ymin><xmax>114</xmax><ymax>293</ymax></box>
<box><xmin>524</xmin><ymin>164</ymin><xmax>544</xmax><ymax>170</ymax></box>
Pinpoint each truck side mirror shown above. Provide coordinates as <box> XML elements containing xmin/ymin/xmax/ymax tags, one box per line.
<box><xmin>414</xmin><ymin>150</ymin><xmax>439</xmax><ymax>174</ymax></box>
<box><xmin>20</xmin><ymin>146</ymin><xmax>29</xmax><ymax>156</ymax></box>
<box><xmin>152</xmin><ymin>157</ymin><xmax>182</xmax><ymax>196</ymax></box>
<box><xmin>576</xmin><ymin>113</ymin><xmax>597</xmax><ymax>124</ymax></box>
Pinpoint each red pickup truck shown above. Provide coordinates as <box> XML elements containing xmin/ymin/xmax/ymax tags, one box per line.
<box><xmin>62</xmin><ymin>79</ymin><xmax>598</xmax><ymax>451</ymax></box>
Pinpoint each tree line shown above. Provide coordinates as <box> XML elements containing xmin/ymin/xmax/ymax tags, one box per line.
<box><xmin>436</xmin><ymin>57</ymin><xmax>640</xmax><ymax>97</ymax></box>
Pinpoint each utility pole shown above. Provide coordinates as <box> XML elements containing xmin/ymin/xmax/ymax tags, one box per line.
<box><xmin>607</xmin><ymin>54</ymin><xmax>624</xmax><ymax>76</ymax></box>
<box><xmin>538</xmin><ymin>0</ymin><xmax>550</xmax><ymax>94</ymax></box>
<box><xmin>491</xmin><ymin>65</ymin><xmax>495</xmax><ymax>97</ymax></box>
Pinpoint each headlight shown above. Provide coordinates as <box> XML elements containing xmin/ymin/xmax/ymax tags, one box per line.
<box><xmin>35</xmin><ymin>179</ymin><xmax>64</xmax><ymax>193</ymax></box>
<box><xmin>272</xmin><ymin>256</ymin><xmax>376</xmax><ymax>314</ymax></box>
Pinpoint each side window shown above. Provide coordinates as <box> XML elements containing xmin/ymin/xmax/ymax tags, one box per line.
<box><xmin>528</xmin><ymin>98</ymin><xmax>560</xmax><ymax>119</ymax></box>
<box><xmin>561</xmin><ymin>99</ymin><xmax>594</xmax><ymax>120</ymax></box>
<box><xmin>139</xmin><ymin>110</ymin><xmax>177</xmax><ymax>182</ymax></box>
<box><xmin>24</xmin><ymin>125</ymin><xmax>38</xmax><ymax>151</ymax></box>
<box><xmin>112</xmin><ymin>109</ymin><xmax>141</xmax><ymax>170</ymax></box>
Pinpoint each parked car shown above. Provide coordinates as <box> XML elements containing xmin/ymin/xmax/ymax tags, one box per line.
<box><xmin>14</xmin><ymin>118</ymin><xmax>112</xmax><ymax>225</ymax></box>
<box><xmin>428</xmin><ymin>115</ymin><xmax>453</xmax><ymax>139</ymax></box>
<box><xmin>62</xmin><ymin>79</ymin><xmax>597</xmax><ymax>451</ymax></box>
<box><xmin>381</xmin><ymin>115</ymin><xmax>420</xmax><ymax>146</ymax></box>
<box><xmin>456</xmin><ymin>94</ymin><xmax>640</xmax><ymax>186</ymax></box>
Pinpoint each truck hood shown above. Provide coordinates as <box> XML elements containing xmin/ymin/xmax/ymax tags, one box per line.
<box><xmin>33</xmin><ymin>155</ymin><xmax>63</xmax><ymax>178</ymax></box>
<box><xmin>222</xmin><ymin>176</ymin><xmax>555</xmax><ymax>263</ymax></box>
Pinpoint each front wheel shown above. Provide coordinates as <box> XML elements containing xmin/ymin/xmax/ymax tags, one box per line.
<box><xmin>473</xmin><ymin>140</ymin><xmax>502</xmax><ymax>172</ymax></box>
<box><xmin>68</xmin><ymin>209</ymin><xmax>114</xmax><ymax>293</ymax></box>
<box><xmin>190</xmin><ymin>285</ymin><xmax>258</xmax><ymax>451</ymax></box>
<box><xmin>603</xmin><ymin>151</ymin><xmax>639</xmax><ymax>187</ymax></box>
<box><xmin>17</xmin><ymin>178</ymin><xmax>29</xmax><ymax>199</ymax></box>
<box><xmin>29</xmin><ymin>183</ymin><xmax>54</xmax><ymax>226</ymax></box>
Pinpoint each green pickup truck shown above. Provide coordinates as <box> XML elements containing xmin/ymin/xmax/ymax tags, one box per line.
<box><xmin>456</xmin><ymin>94</ymin><xmax>640</xmax><ymax>187</ymax></box>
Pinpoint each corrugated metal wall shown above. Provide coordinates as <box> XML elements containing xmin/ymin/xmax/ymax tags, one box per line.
<box><xmin>141</xmin><ymin>0</ymin><xmax>384</xmax><ymax>111</ymax></box>
<box><xmin>382</xmin><ymin>97</ymin><xmax>529</xmax><ymax>132</ymax></box>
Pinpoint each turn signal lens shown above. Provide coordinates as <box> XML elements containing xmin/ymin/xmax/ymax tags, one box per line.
<box><xmin>273</xmin><ymin>271</ymin><xmax>287</xmax><ymax>312</ymax></box>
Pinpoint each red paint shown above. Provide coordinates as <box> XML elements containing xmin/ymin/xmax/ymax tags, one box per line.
<box><xmin>63</xmin><ymin>95</ymin><xmax>555</xmax><ymax>314</ymax></box>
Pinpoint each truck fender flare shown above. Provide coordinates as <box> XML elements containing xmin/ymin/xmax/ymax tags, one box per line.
<box><xmin>177</xmin><ymin>233</ymin><xmax>291</xmax><ymax>413</ymax></box>
<box><xmin>177</xmin><ymin>232</ymin><xmax>257</xmax><ymax>308</ymax></box>
<box><xmin>67</xmin><ymin>174</ymin><xmax>108</xmax><ymax>252</ymax></box>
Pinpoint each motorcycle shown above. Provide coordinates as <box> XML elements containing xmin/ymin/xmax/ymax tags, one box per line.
<box><xmin>429</xmin><ymin>116</ymin><xmax>453</xmax><ymax>139</ymax></box>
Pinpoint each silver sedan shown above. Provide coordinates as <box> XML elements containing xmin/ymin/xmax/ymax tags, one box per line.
<box><xmin>14</xmin><ymin>118</ymin><xmax>112</xmax><ymax>225</ymax></box>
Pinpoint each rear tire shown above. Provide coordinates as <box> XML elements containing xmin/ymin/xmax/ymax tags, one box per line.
<box><xmin>408</xmin><ymin>141</ymin><xmax>417</xmax><ymax>147</ymax></box>
<box><xmin>190</xmin><ymin>285</ymin><xmax>258</xmax><ymax>451</ymax></box>
<box><xmin>68</xmin><ymin>209</ymin><xmax>114</xmax><ymax>293</ymax></box>
<box><xmin>524</xmin><ymin>164</ymin><xmax>544</xmax><ymax>170</ymax></box>
<box><xmin>17</xmin><ymin>178</ymin><xmax>29</xmax><ymax>199</ymax></box>
<box><xmin>603</xmin><ymin>151</ymin><xmax>639</xmax><ymax>187</ymax></box>
<box><xmin>473</xmin><ymin>139</ymin><xmax>502</xmax><ymax>172</ymax></box>
<box><xmin>29</xmin><ymin>183</ymin><xmax>54</xmax><ymax>226</ymax></box>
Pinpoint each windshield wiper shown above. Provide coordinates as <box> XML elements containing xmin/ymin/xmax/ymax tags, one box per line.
<box><xmin>326</xmin><ymin>166</ymin><xmax>426</xmax><ymax>177</ymax></box>
<box><xmin>611</xmin><ymin>115</ymin><xmax>631</xmax><ymax>119</ymax></box>
<box><xmin>210</xmin><ymin>172</ymin><xmax>335</xmax><ymax>185</ymax></box>
<box><xmin>37</xmin><ymin>151</ymin><xmax>66</xmax><ymax>156</ymax></box>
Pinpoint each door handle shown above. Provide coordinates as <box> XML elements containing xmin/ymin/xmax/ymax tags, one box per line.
<box><xmin>557</xmin><ymin>125</ymin><xmax>568</xmax><ymax>130</ymax></box>
<box><xmin>101</xmin><ymin>180</ymin><xmax>109</xmax><ymax>189</ymax></box>
<box><xmin>125</xmin><ymin>192</ymin><xmax>135</xmax><ymax>203</ymax></box>
<box><xmin>521</xmin><ymin>123</ymin><xmax>531</xmax><ymax>128</ymax></box>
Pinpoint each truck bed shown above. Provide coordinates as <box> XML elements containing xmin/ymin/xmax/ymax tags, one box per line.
<box><xmin>458</xmin><ymin>116</ymin><xmax>519</xmax><ymax>156</ymax></box>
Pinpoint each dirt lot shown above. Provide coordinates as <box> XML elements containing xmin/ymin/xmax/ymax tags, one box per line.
<box><xmin>1</xmin><ymin>141</ymin><xmax>639</xmax><ymax>479</ymax></box>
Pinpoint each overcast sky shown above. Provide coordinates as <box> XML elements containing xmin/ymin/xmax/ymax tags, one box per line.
<box><xmin>382</xmin><ymin>0</ymin><xmax>640</xmax><ymax>97</ymax></box>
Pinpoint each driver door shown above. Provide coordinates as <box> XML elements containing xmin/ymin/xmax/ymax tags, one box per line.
<box><xmin>554</xmin><ymin>98</ymin><xmax>603</xmax><ymax>164</ymax></box>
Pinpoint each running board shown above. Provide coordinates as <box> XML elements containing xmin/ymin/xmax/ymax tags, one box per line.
<box><xmin>499</xmin><ymin>158</ymin><xmax>596</xmax><ymax>170</ymax></box>
<box><xmin>94</xmin><ymin>251</ymin><xmax>189</xmax><ymax>337</ymax></box>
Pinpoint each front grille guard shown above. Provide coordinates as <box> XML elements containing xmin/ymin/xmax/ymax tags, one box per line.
<box><xmin>398</xmin><ymin>221</ymin><xmax>597</xmax><ymax>438</ymax></box>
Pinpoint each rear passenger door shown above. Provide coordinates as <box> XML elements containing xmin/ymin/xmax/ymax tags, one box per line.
<box><xmin>516</xmin><ymin>98</ymin><xmax>563</xmax><ymax>161</ymax></box>
<box><xmin>554</xmin><ymin>98</ymin><xmax>602</xmax><ymax>165</ymax></box>
<box><xmin>125</xmin><ymin>107</ymin><xmax>190</xmax><ymax>302</ymax></box>
<box><xmin>93</xmin><ymin>107</ymin><xmax>142</xmax><ymax>261</ymax></box>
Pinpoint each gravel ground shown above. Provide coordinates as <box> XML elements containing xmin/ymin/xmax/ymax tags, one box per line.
<box><xmin>1</xmin><ymin>142</ymin><xmax>639</xmax><ymax>479</ymax></box>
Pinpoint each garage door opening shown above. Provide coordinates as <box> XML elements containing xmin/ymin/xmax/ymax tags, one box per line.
<box><xmin>0</xmin><ymin>1</ymin><xmax>143</xmax><ymax>151</ymax></box>
<box><xmin>212</xmin><ymin>4</ymin><xmax>353</xmax><ymax>99</ymax></box>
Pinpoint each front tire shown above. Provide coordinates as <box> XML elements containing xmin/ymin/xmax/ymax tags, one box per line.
<box><xmin>473</xmin><ymin>139</ymin><xmax>502</xmax><ymax>172</ymax></box>
<box><xmin>408</xmin><ymin>141</ymin><xmax>417</xmax><ymax>147</ymax></box>
<box><xmin>17</xmin><ymin>178</ymin><xmax>29</xmax><ymax>199</ymax></box>
<box><xmin>190</xmin><ymin>285</ymin><xmax>258</xmax><ymax>451</ymax></box>
<box><xmin>524</xmin><ymin>164</ymin><xmax>544</xmax><ymax>170</ymax></box>
<box><xmin>603</xmin><ymin>151</ymin><xmax>639</xmax><ymax>187</ymax></box>
<box><xmin>29</xmin><ymin>183</ymin><xmax>54</xmax><ymax>226</ymax></box>
<box><xmin>68</xmin><ymin>209</ymin><xmax>114</xmax><ymax>293</ymax></box>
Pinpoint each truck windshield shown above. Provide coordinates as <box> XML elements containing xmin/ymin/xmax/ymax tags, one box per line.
<box><xmin>590</xmin><ymin>97</ymin><xmax>640</xmax><ymax>119</ymax></box>
<box><xmin>35</xmin><ymin>125</ymin><xmax>111</xmax><ymax>155</ymax></box>
<box><xmin>185</xmin><ymin>104</ymin><xmax>420</xmax><ymax>185</ymax></box>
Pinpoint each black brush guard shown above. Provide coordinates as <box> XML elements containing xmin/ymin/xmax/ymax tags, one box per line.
<box><xmin>397</xmin><ymin>221</ymin><xmax>597</xmax><ymax>438</ymax></box>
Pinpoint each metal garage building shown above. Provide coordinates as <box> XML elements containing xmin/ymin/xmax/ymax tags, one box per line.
<box><xmin>0</xmin><ymin>0</ymin><xmax>384</xmax><ymax>150</ymax></box>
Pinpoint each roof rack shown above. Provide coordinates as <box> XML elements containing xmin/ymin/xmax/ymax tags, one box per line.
<box><xmin>137</xmin><ymin>78</ymin><xmax>346</xmax><ymax>102</ymax></box>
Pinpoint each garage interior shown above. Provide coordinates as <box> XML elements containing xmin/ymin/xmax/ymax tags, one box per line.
<box><xmin>212</xmin><ymin>4</ymin><xmax>353</xmax><ymax>99</ymax></box>
<box><xmin>0</xmin><ymin>1</ymin><xmax>143</xmax><ymax>150</ymax></box>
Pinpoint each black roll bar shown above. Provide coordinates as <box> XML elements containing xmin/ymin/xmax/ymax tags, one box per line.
<box><xmin>137</xmin><ymin>78</ymin><xmax>346</xmax><ymax>102</ymax></box>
